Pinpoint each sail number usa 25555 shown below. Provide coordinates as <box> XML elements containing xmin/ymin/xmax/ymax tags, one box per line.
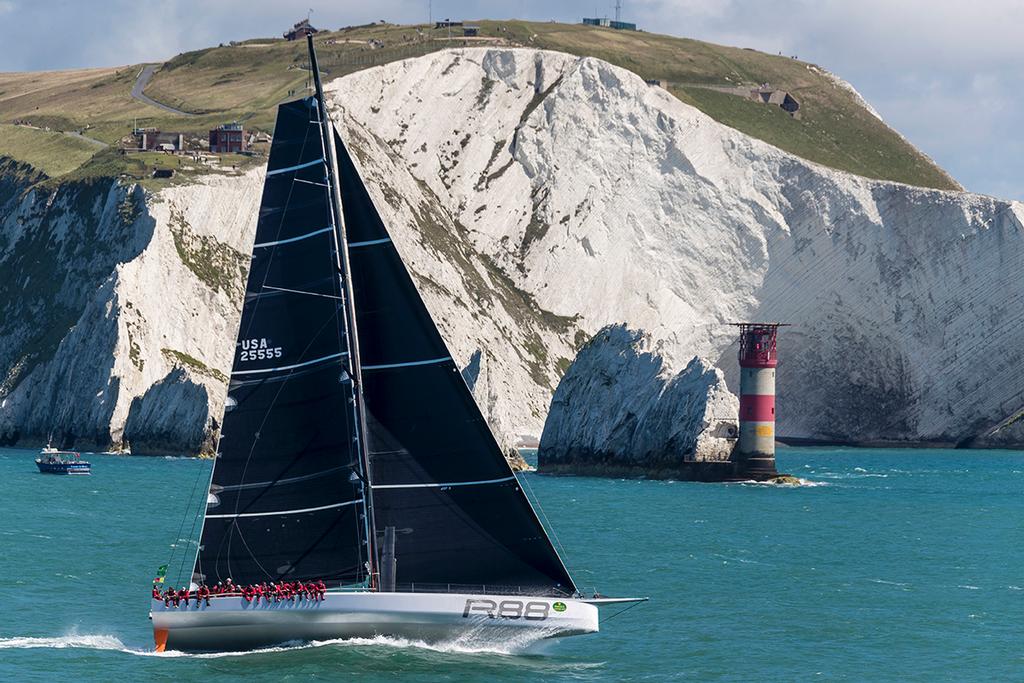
<box><xmin>239</xmin><ymin>338</ymin><xmax>283</xmax><ymax>362</ymax></box>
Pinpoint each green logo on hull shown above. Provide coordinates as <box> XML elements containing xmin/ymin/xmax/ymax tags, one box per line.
<box><xmin>553</xmin><ymin>602</ymin><xmax>567</xmax><ymax>612</ymax></box>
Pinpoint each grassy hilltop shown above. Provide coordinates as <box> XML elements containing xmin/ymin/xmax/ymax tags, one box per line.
<box><xmin>0</xmin><ymin>20</ymin><xmax>959</xmax><ymax>190</ymax></box>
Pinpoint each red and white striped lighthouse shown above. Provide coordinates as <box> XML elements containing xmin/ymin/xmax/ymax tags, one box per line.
<box><xmin>734</xmin><ymin>323</ymin><xmax>784</xmax><ymax>478</ymax></box>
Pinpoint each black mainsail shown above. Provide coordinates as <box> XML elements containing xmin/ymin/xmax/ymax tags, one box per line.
<box><xmin>335</xmin><ymin>132</ymin><xmax>577</xmax><ymax>596</ymax></box>
<box><xmin>192</xmin><ymin>34</ymin><xmax>575</xmax><ymax>598</ymax></box>
<box><xmin>193</xmin><ymin>96</ymin><xmax>371</xmax><ymax>587</ymax></box>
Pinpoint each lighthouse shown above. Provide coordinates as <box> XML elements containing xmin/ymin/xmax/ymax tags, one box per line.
<box><xmin>734</xmin><ymin>323</ymin><xmax>784</xmax><ymax>479</ymax></box>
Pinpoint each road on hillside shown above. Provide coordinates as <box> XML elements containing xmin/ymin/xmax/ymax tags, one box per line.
<box><xmin>64</xmin><ymin>131</ymin><xmax>107</xmax><ymax>148</ymax></box>
<box><xmin>131</xmin><ymin>65</ymin><xmax>196</xmax><ymax>117</ymax></box>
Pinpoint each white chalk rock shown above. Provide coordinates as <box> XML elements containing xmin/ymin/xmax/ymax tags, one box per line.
<box><xmin>538</xmin><ymin>324</ymin><xmax>738</xmax><ymax>476</ymax></box>
<box><xmin>3</xmin><ymin>46</ymin><xmax>1024</xmax><ymax>454</ymax></box>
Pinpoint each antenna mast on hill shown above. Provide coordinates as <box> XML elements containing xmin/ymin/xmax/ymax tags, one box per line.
<box><xmin>615</xmin><ymin>0</ymin><xmax>622</xmax><ymax>22</ymax></box>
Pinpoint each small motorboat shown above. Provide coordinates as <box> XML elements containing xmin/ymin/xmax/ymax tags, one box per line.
<box><xmin>36</xmin><ymin>447</ymin><xmax>91</xmax><ymax>475</ymax></box>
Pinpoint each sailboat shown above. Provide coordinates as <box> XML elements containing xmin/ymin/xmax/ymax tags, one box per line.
<box><xmin>150</xmin><ymin>35</ymin><xmax>643</xmax><ymax>653</ymax></box>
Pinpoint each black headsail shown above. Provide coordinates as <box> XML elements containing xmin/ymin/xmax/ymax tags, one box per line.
<box><xmin>334</xmin><ymin>130</ymin><xmax>578</xmax><ymax>597</ymax></box>
<box><xmin>192</xmin><ymin>89</ymin><xmax>372</xmax><ymax>586</ymax></box>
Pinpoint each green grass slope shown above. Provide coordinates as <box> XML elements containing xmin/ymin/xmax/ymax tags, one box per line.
<box><xmin>0</xmin><ymin>20</ymin><xmax>959</xmax><ymax>191</ymax></box>
<box><xmin>0</xmin><ymin>124</ymin><xmax>101</xmax><ymax>178</ymax></box>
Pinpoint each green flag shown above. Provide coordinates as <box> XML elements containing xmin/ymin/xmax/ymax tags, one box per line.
<box><xmin>156</xmin><ymin>564</ymin><xmax>168</xmax><ymax>577</ymax></box>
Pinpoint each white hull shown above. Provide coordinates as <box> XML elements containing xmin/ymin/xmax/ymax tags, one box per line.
<box><xmin>151</xmin><ymin>591</ymin><xmax>598</xmax><ymax>652</ymax></box>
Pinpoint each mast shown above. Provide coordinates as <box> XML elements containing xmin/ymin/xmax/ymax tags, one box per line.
<box><xmin>307</xmin><ymin>32</ymin><xmax>379</xmax><ymax>588</ymax></box>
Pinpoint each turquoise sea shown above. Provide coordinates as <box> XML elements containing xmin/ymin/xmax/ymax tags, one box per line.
<box><xmin>0</xmin><ymin>445</ymin><xmax>1020</xmax><ymax>681</ymax></box>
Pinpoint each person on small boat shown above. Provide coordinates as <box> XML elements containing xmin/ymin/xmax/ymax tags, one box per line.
<box><xmin>198</xmin><ymin>583</ymin><xmax>211</xmax><ymax>606</ymax></box>
<box><xmin>224</xmin><ymin>578</ymin><xmax>235</xmax><ymax>595</ymax></box>
<box><xmin>316</xmin><ymin>579</ymin><xmax>326</xmax><ymax>601</ymax></box>
<box><xmin>180</xmin><ymin>586</ymin><xmax>191</xmax><ymax>607</ymax></box>
<box><xmin>152</xmin><ymin>584</ymin><xmax>161</xmax><ymax>600</ymax></box>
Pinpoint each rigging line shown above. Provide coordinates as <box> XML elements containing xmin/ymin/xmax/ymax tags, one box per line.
<box><xmin>601</xmin><ymin>599</ymin><xmax>646</xmax><ymax>624</ymax></box>
<box><xmin>182</xmin><ymin>456</ymin><xmax>219</xmax><ymax>586</ymax></box>
<box><xmin>361</xmin><ymin>356</ymin><xmax>451</xmax><ymax>370</ymax></box>
<box><xmin>216</xmin><ymin>464</ymin><xmax>351</xmax><ymax>491</ymax></box>
<box><xmin>313</xmin><ymin>93</ymin><xmax>375</xmax><ymax>582</ymax></box>
<box><xmin>207</xmin><ymin>499</ymin><xmax>362</xmax><ymax>518</ymax></box>
<box><xmin>230</xmin><ymin>352</ymin><xmax>347</xmax><ymax>376</ymax></box>
<box><xmin>266</xmin><ymin>157</ymin><xmax>325</xmax><ymax>176</ymax></box>
<box><xmin>347</xmin><ymin>237</ymin><xmax>392</xmax><ymax>248</ymax></box>
<box><xmin>170</xmin><ymin>454</ymin><xmax>213</xmax><ymax>586</ymax></box>
<box><xmin>371</xmin><ymin>475</ymin><xmax>516</xmax><ymax>489</ymax></box>
<box><xmin>253</xmin><ymin>226</ymin><xmax>333</xmax><ymax>248</ymax></box>
<box><xmin>517</xmin><ymin>468</ymin><xmax>575</xmax><ymax>580</ymax></box>
<box><xmin>230</xmin><ymin>518</ymin><xmax>276</xmax><ymax>582</ymax></box>
<box><xmin>261</xmin><ymin>285</ymin><xmax>344</xmax><ymax>300</ymax></box>
<box><xmin>192</xmin><ymin>431</ymin><xmax>224</xmax><ymax>585</ymax></box>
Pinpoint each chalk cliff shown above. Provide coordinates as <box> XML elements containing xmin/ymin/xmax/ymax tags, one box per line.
<box><xmin>331</xmin><ymin>48</ymin><xmax>1024</xmax><ymax>448</ymax></box>
<box><xmin>538</xmin><ymin>325</ymin><xmax>741</xmax><ymax>478</ymax></box>
<box><xmin>0</xmin><ymin>159</ymin><xmax>260</xmax><ymax>453</ymax></box>
<box><xmin>2</xmin><ymin>47</ymin><xmax>1023</xmax><ymax>455</ymax></box>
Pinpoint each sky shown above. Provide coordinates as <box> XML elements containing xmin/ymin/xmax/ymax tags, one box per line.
<box><xmin>0</xmin><ymin>0</ymin><xmax>1020</xmax><ymax>200</ymax></box>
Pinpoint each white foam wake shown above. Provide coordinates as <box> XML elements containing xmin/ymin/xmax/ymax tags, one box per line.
<box><xmin>0</xmin><ymin>626</ymin><xmax>561</xmax><ymax>659</ymax></box>
<box><xmin>734</xmin><ymin>478</ymin><xmax>829</xmax><ymax>488</ymax></box>
<box><xmin>0</xmin><ymin>634</ymin><xmax>131</xmax><ymax>652</ymax></box>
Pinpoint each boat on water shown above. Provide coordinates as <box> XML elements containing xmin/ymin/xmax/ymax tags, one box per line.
<box><xmin>150</xmin><ymin>35</ymin><xmax>643</xmax><ymax>653</ymax></box>
<box><xmin>36</xmin><ymin>447</ymin><xmax>91</xmax><ymax>475</ymax></box>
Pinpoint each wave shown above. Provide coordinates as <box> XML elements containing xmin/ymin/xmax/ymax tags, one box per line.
<box><xmin>814</xmin><ymin>471</ymin><xmax>888</xmax><ymax>480</ymax></box>
<box><xmin>0</xmin><ymin>634</ymin><xmax>130</xmax><ymax>652</ymax></box>
<box><xmin>0</xmin><ymin>627</ymin><xmax>565</xmax><ymax>659</ymax></box>
<box><xmin>734</xmin><ymin>478</ymin><xmax>829</xmax><ymax>487</ymax></box>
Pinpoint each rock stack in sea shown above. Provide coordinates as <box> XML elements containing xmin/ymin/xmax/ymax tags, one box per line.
<box><xmin>538</xmin><ymin>324</ymin><xmax>759</xmax><ymax>480</ymax></box>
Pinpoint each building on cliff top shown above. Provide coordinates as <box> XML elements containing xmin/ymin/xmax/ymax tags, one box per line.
<box><xmin>133</xmin><ymin>129</ymin><xmax>184</xmax><ymax>152</ymax></box>
<box><xmin>209</xmin><ymin>123</ymin><xmax>246</xmax><ymax>154</ymax></box>
<box><xmin>750</xmin><ymin>86</ymin><xmax>800</xmax><ymax>116</ymax></box>
<box><xmin>582</xmin><ymin>17</ymin><xmax>638</xmax><ymax>30</ymax></box>
<box><xmin>284</xmin><ymin>19</ymin><xmax>318</xmax><ymax>41</ymax></box>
